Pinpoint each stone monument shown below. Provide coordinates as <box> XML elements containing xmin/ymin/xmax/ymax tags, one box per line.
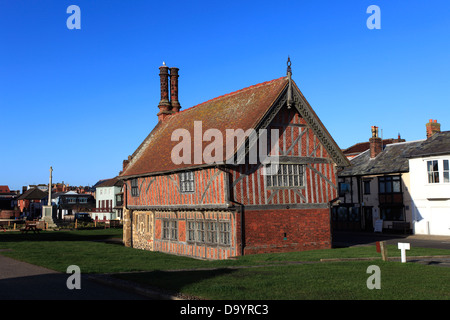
<box><xmin>41</xmin><ymin>166</ymin><xmax>57</xmax><ymax>228</ymax></box>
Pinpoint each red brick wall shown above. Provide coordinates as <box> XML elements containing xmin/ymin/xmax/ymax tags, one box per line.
<box><xmin>239</xmin><ymin>208</ymin><xmax>332</xmax><ymax>255</ymax></box>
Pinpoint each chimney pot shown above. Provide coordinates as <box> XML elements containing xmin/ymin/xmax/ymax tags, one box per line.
<box><xmin>369</xmin><ymin>126</ymin><xmax>382</xmax><ymax>158</ymax></box>
<box><xmin>426</xmin><ymin>119</ymin><xmax>441</xmax><ymax>139</ymax></box>
<box><xmin>169</xmin><ymin>67</ymin><xmax>181</xmax><ymax>113</ymax></box>
<box><xmin>157</xmin><ymin>64</ymin><xmax>172</xmax><ymax>121</ymax></box>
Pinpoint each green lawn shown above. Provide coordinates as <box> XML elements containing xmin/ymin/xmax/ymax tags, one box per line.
<box><xmin>1</xmin><ymin>229</ymin><xmax>449</xmax><ymax>299</ymax></box>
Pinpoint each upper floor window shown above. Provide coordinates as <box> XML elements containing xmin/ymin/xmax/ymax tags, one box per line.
<box><xmin>78</xmin><ymin>197</ymin><xmax>87</xmax><ymax>204</ymax></box>
<box><xmin>427</xmin><ymin>160</ymin><xmax>439</xmax><ymax>183</ymax></box>
<box><xmin>427</xmin><ymin>159</ymin><xmax>449</xmax><ymax>184</ymax></box>
<box><xmin>444</xmin><ymin>160</ymin><xmax>449</xmax><ymax>183</ymax></box>
<box><xmin>67</xmin><ymin>197</ymin><xmax>76</xmax><ymax>204</ymax></box>
<box><xmin>379</xmin><ymin>176</ymin><xmax>401</xmax><ymax>193</ymax></box>
<box><xmin>131</xmin><ymin>178</ymin><xmax>139</xmax><ymax>197</ymax></box>
<box><xmin>180</xmin><ymin>171</ymin><xmax>195</xmax><ymax>193</ymax></box>
<box><xmin>363</xmin><ymin>180</ymin><xmax>371</xmax><ymax>194</ymax></box>
<box><xmin>265</xmin><ymin>164</ymin><xmax>304</xmax><ymax>188</ymax></box>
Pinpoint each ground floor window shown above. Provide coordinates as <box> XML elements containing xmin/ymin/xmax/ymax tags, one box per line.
<box><xmin>380</xmin><ymin>206</ymin><xmax>404</xmax><ymax>221</ymax></box>
<box><xmin>187</xmin><ymin>219</ymin><xmax>231</xmax><ymax>246</ymax></box>
<box><xmin>219</xmin><ymin>222</ymin><xmax>231</xmax><ymax>245</ymax></box>
<box><xmin>162</xmin><ymin>219</ymin><xmax>178</xmax><ymax>240</ymax></box>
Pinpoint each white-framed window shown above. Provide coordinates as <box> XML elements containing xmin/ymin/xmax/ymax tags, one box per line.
<box><xmin>426</xmin><ymin>159</ymin><xmax>450</xmax><ymax>184</ymax></box>
<box><xmin>427</xmin><ymin>160</ymin><xmax>439</xmax><ymax>183</ymax></box>
<box><xmin>180</xmin><ymin>171</ymin><xmax>195</xmax><ymax>193</ymax></box>
<box><xmin>444</xmin><ymin>160</ymin><xmax>449</xmax><ymax>183</ymax></box>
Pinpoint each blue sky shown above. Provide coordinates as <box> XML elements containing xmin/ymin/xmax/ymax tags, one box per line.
<box><xmin>1</xmin><ymin>0</ymin><xmax>449</xmax><ymax>191</ymax></box>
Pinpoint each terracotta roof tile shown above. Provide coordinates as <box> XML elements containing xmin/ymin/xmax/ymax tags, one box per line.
<box><xmin>121</xmin><ymin>77</ymin><xmax>288</xmax><ymax>177</ymax></box>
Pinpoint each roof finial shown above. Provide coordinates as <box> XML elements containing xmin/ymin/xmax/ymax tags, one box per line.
<box><xmin>287</xmin><ymin>56</ymin><xmax>293</xmax><ymax>109</ymax></box>
<box><xmin>287</xmin><ymin>56</ymin><xmax>292</xmax><ymax>75</ymax></box>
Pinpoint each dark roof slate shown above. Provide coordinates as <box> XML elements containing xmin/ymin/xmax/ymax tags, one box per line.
<box><xmin>339</xmin><ymin>140</ymin><xmax>424</xmax><ymax>177</ymax></box>
<box><xmin>17</xmin><ymin>188</ymin><xmax>47</xmax><ymax>201</ymax></box>
<box><xmin>408</xmin><ymin>131</ymin><xmax>450</xmax><ymax>158</ymax></box>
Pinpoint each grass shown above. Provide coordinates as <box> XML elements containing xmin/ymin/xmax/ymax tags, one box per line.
<box><xmin>118</xmin><ymin>261</ymin><xmax>450</xmax><ymax>300</ymax></box>
<box><xmin>1</xmin><ymin>229</ymin><xmax>450</xmax><ymax>299</ymax></box>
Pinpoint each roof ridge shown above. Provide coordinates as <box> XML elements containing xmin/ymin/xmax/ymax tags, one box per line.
<box><xmin>175</xmin><ymin>76</ymin><xmax>286</xmax><ymax>115</ymax></box>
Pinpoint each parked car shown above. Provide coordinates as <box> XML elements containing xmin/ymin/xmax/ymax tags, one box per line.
<box><xmin>74</xmin><ymin>213</ymin><xmax>93</xmax><ymax>222</ymax></box>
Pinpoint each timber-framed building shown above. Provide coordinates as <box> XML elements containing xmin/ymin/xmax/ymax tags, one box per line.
<box><xmin>119</xmin><ymin>60</ymin><xmax>349</xmax><ymax>259</ymax></box>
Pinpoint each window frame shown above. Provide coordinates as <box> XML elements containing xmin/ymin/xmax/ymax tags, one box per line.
<box><xmin>427</xmin><ymin>160</ymin><xmax>440</xmax><ymax>184</ymax></box>
<box><xmin>187</xmin><ymin>219</ymin><xmax>231</xmax><ymax>247</ymax></box>
<box><xmin>444</xmin><ymin>159</ymin><xmax>449</xmax><ymax>183</ymax></box>
<box><xmin>378</xmin><ymin>175</ymin><xmax>402</xmax><ymax>194</ymax></box>
<box><xmin>130</xmin><ymin>178</ymin><xmax>139</xmax><ymax>197</ymax></box>
<box><xmin>180</xmin><ymin>171</ymin><xmax>195</xmax><ymax>193</ymax></box>
<box><xmin>265</xmin><ymin>163</ymin><xmax>305</xmax><ymax>189</ymax></box>
<box><xmin>162</xmin><ymin>219</ymin><xmax>178</xmax><ymax>241</ymax></box>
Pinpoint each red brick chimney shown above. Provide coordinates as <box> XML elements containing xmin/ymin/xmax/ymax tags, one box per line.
<box><xmin>157</xmin><ymin>63</ymin><xmax>172</xmax><ymax>121</ymax></box>
<box><xmin>426</xmin><ymin>119</ymin><xmax>441</xmax><ymax>139</ymax></box>
<box><xmin>369</xmin><ymin>126</ymin><xmax>383</xmax><ymax>158</ymax></box>
<box><xmin>169</xmin><ymin>67</ymin><xmax>181</xmax><ymax>113</ymax></box>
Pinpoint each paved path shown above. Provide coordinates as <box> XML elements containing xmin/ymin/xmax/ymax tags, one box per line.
<box><xmin>0</xmin><ymin>254</ymin><xmax>150</xmax><ymax>300</ymax></box>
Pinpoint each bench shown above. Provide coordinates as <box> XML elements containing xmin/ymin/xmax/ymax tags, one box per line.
<box><xmin>20</xmin><ymin>222</ymin><xmax>42</xmax><ymax>234</ymax></box>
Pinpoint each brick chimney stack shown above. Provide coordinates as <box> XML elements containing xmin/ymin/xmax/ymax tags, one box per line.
<box><xmin>157</xmin><ymin>63</ymin><xmax>172</xmax><ymax>121</ymax></box>
<box><xmin>426</xmin><ymin>119</ymin><xmax>440</xmax><ymax>139</ymax></box>
<box><xmin>169</xmin><ymin>67</ymin><xmax>181</xmax><ymax>113</ymax></box>
<box><xmin>369</xmin><ymin>126</ymin><xmax>383</xmax><ymax>158</ymax></box>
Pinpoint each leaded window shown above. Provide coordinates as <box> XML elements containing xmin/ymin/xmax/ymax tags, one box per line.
<box><xmin>180</xmin><ymin>171</ymin><xmax>195</xmax><ymax>193</ymax></box>
<box><xmin>265</xmin><ymin>164</ymin><xmax>304</xmax><ymax>188</ymax></box>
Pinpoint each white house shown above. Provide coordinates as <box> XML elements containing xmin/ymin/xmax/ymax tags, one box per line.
<box><xmin>94</xmin><ymin>177</ymin><xmax>123</xmax><ymax>221</ymax></box>
<box><xmin>409</xmin><ymin>130</ymin><xmax>450</xmax><ymax>236</ymax></box>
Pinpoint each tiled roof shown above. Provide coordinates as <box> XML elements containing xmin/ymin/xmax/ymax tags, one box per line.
<box><xmin>409</xmin><ymin>131</ymin><xmax>450</xmax><ymax>158</ymax></box>
<box><xmin>339</xmin><ymin>140</ymin><xmax>425</xmax><ymax>177</ymax></box>
<box><xmin>17</xmin><ymin>187</ymin><xmax>47</xmax><ymax>201</ymax></box>
<box><xmin>96</xmin><ymin>177</ymin><xmax>123</xmax><ymax>188</ymax></box>
<box><xmin>342</xmin><ymin>139</ymin><xmax>403</xmax><ymax>156</ymax></box>
<box><xmin>121</xmin><ymin>77</ymin><xmax>289</xmax><ymax>177</ymax></box>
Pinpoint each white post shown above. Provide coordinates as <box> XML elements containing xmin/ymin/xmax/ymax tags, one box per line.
<box><xmin>398</xmin><ymin>242</ymin><xmax>410</xmax><ymax>263</ymax></box>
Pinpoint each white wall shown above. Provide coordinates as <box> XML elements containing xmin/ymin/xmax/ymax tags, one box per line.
<box><xmin>95</xmin><ymin>186</ymin><xmax>121</xmax><ymax>220</ymax></box>
<box><xmin>409</xmin><ymin>155</ymin><xmax>450</xmax><ymax>235</ymax></box>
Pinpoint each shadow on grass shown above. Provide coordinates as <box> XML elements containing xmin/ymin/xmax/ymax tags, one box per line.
<box><xmin>114</xmin><ymin>268</ymin><xmax>237</xmax><ymax>298</ymax></box>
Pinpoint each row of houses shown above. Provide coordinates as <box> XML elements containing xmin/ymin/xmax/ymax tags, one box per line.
<box><xmin>0</xmin><ymin>180</ymin><xmax>124</xmax><ymax>221</ymax></box>
<box><xmin>336</xmin><ymin>120</ymin><xmax>450</xmax><ymax>236</ymax></box>
<box><xmin>115</xmin><ymin>61</ymin><xmax>449</xmax><ymax>260</ymax></box>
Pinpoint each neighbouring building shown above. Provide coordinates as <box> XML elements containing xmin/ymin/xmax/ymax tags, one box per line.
<box><xmin>93</xmin><ymin>177</ymin><xmax>123</xmax><ymax>220</ymax></box>
<box><xmin>52</xmin><ymin>191</ymin><xmax>96</xmax><ymax>219</ymax></box>
<box><xmin>342</xmin><ymin>135</ymin><xmax>405</xmax><ymax>159</ymax></box>
<box><xmin>118</xmin><ymin>61</ymin><xmax>349</xmax><ymax>260</ymax></box>
<box><xmin>336</xmin><ymin>120</ymin><xmax>449</xmax><ymax>235</ymax></box>
<box><xmin>0</xmin><ymin>186</ymin><xmax>20</xmax><ymax>219</ymax></box>
<box><xmin>409</xmin><ymin>122</ymin><xmax>450</xmax><ymax>236</ymax></box>
<box><xmin>17</xmin><ymin>187</ymin><xmax>47</xmax><ymax>219</ymax></box>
